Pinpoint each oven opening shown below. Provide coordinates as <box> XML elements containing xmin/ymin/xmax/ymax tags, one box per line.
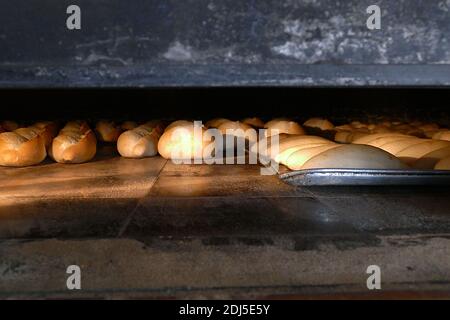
<box><xmin>1</xmin><ymin>87</ymin><xmax>450</xmax><ymax>299</ymax></box>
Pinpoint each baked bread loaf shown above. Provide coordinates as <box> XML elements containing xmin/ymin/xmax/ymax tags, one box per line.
<box><xmin>158</xmin><ymin>121</ymin><xmax>207</xmax><ymax>160</ymax></box>
<box><xmin>264</xmin><ymin>119</ymin><xmax>305</xmax><ymax>137</ymax></box>
<box><xmin>96</xmin><ymin>120</ymin><xmax>122</xmax><ymax>142</ymax></box>
<box><xmin>205</xmin><ymin>118</ymin><xmax>231</xmax><ymax>129</ymax></box>
<box><xmin>283</xmin><ymin>144</ymin><xmax>341</xmax><ymax>170</ymax></box>
<box><xmin>299</xmin><ymin>144</ymin><xmax>408</xmax><ymax>170</ymax></box>
<box><xmin>217</xmin><ymin>121</ymin><xmax>256</xmax><ymax>141</ymax></box>
<box><xmin>412</xmin><ymin>146</ymin><xmax>450</xmax><ymax>169</ymax></box>
<box><xmin>242</xmin><ymin>117</ymin><xmax>265</xmax><ymax>128</ymax></box>
<box><xmin>165</xmin><ymin>120</ymin><xmax>195</xmax><ymax>132</ymax></box>
<box><xmin>29</xmin><ymin>121</ymin><xmax>58</xmax><ymax>151</ymax></box>
<box><xmin>0</xmin><ymin>127</ymin><xmax>47</xmax><ymax>167</ymax></box>
<box><xmin>264</xmin><ymin>135</ymin><xmax>332</xmax><ymax>162</ymax></box>
<box><xmin>117</xmin><ymin>122</ymin><xmax>161</xmax><ymax>158</ymax></box>
<box><xmin>51</xmin><ymin>121</ymin><xmax>97</xmax><ymax>164</ymax></box>
<box><xmin>435</xmin><ymin>157</ymin><xmax>450</xmax><ymax>170</ymax></box>
<box><xmin>303</xmin><ymin>118</ymin><xmax>334</xmax><ymax>131</ymax></box>
<box><xmin>433</xmin><ymin>130</ymin><xmax>450</xmax><ymax>141</ymax></box>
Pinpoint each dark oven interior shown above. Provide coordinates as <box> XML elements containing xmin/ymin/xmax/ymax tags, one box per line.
<box><xmin>1</xmin><ymin>87</ymin><xmax>450</xmax><ymax>299</ymax></box>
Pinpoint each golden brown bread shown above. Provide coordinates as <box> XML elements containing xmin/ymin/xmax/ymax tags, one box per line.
<box><xmin>412</xmin><ymin>146</ymin><xmax>450</xmax><ymax>169</ymax></box>
<box><xmin>117</xmin><ymin>122</ymin><xmax>161</xmax><ymax>158</ymax></box>
<box><xmin>264</xmin><ymin>120</ymin><xmax>305</xmax><ymax>137</ymax></box>
<box><xmin>95</xmin><ymin>120</ymin><xmax>122</xmax><ymax>142</ymax></box>
<box><xmin>51</xmin><ymin>121</ymin><xmax>97</xmax><ymax>164</ymax></box>
<box><xmin>433</xmin><ymin>130</ymin><xmax>450</xmax><ymax>141</ymax></box>
<box><xmin>158</xmin><ymin>122</ymin><xmax>206</xmax><ymax>160</ymax></box>
<box><xmin>0</xmin><ymin>127</ymin><xmax>47</xmax><ymax>167</ymax></box>
<box><xmin>300</xmin><ymin>144</ymin><xmax>408</xmax><ymax>170</ymax></box>
<box><xmin>205</xmin><ymin>118</ymin><xmax>231</xmax><ymax>129</ymax></box>
<box><xmin>303</xmin><ymin>118</ymin><xmax>334</xmax><ymax>131</ymax></box>
<box><xmin>29</xmin><ymin>121</ymin><xmax>58</xmax><ymax>151</ymax></box>
<box><xmin>165</xmin><ymin>120</ymin><xmax>194</xmax><ymax>132</ymax></box>
<box><xmin>242</xmin><ymin>117</ymin><xmax>265</xmax><ymax>128</ymax></box>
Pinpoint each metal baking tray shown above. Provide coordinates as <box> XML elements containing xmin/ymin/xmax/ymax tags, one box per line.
<box><xmin>279</xmin><ymin>169</ymin><xmax>450</xmax><ymax>186</ymax></box>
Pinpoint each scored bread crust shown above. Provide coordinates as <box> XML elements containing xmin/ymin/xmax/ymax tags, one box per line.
<box><xmin>395</xmin><ymin>140</ymin><xmax>450</xmax><ymax>164</ymax></box>
<box><xmin>241</xmin><ymin>117</ymin><xmax>265</xmax><ymax>128</ymax></box>
<box><xmin>158</xmin><ymin>124</ymin><xmax>205</xmax><ymax>160</ymax></box>
<box><xmin>412</xmin><ymin>146</ymin><xmax>450</xmax><ymax>169</ymax></box>
<box><xmin>51</xmin><ymin>122</ymin><xmax>97</xmax><ymax>164</ymax></box>
<box><xmin>264</xmin><ymin>120</ymin><xmax>305</xmax><ymax>137</ymax></box>
<box><xmin>117</xmin><ymin>124</ymin><xmax>160</xmax><ymax>158</ymax></box>
<box><xmin>284</xmin><ymin>144</ymin><xmax>341</xmax><ymax>170</ymax></box>
<box><xmin>96</xmin><ymin>120</ymin><xmax>122</xmax><ymax>142</ymax></box>
<box><xmin>0</xmin><ymin>128</ymin><xmax>46</xmax><ymax>167</ymax></box>
<box><xmin>303</xmin><ymin>118</ymin><xmax>334</xmax><ymax>131</ymax></box>
<box><xmin>301</xmin><ymin>144</ymin><xmax>407</xmax><ymax>170</ymax></box>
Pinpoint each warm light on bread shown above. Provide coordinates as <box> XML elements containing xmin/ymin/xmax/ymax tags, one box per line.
<box><xmin>158</xmin><ymin>123</ymin><xmax>206</xmax><ymax>160</ymax></box>
<box><xmin>96</xmin><ymin>120</ymin><xmax>122</xmax><ymax>142</ymax></box>
<box><xmin>0</xmin><ymin>127</ymin><xmax>47</xmax><ymax>167</ymax></box>
<box><xmin>303</xmin><ymin>118</ymin><xmax>334</xmax><ymax>131</ymax></box>
<box><xmin>242</xmin><ymin>117</ymin><xmax>265</xmax><ymax>128</ymax></box>
<box><xmin>300</xmin><ymin>144</ymin><xmax>408</xmax><ymax>170</ymax></box>
<box><xmin>117</xmin><ymin>122</ymin><xmax>161</xmax><ymax>158</ymax></box>
<box><xmin>264</xmin><ymin>120</ymin><xmax>305</xmax><ymax>137</ymax></box>
<box><xmin>51</xmin><ymin>121</ymin><xmax>97</xmax><ymax>164</ymax></box>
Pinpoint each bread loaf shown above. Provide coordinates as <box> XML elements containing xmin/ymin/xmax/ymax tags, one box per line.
<box><xmin>0</xmin><ymin>127</ymin><xmax>47</xmax><ymax>167</ymax></box>
<box><xmin>395</xmin><ymin>140</ymin><xmax>450</xmax><ymax>164</ymax></box>
<box><xmin>29</xmin><ymin>121</ymin><xmax>58</xmax><ymax>151</ymax></box>
<box><xmin>217</xmin><ymin>121</ymin><xmax>256</xmax><ymax>141</ymax></box>
<box><xmin>412</xmin><ymin>146</ymin><xmax>450</xmax><ymax>169</ymax></box>
<box><xmin>283</xmin><ymin>144</ymin><xmax>341</xmax><ymax>170</ymax></box>
<box><xmin>51</xmin><ymin>121</ymin><xmax>97</xmax><ymax>164</ymax></box>
<box><xmin>303</xmin><ymin>118</ymin><xmax>334</xmax><ymax>131</ymax></box>
<box><xmin>433</xmin><ymin>130</ymin><xmax>450</xmax><ymax>141</ymax></box>
<box><xmin>165</xmin><ymin>120</ymin><xmax>193</xmax><ymax>132</ymax></box>
<box><xmin>205</xmin><ymin>118</ymin><xmax>230</xmax><ymax>129</ymax></box>
<box><xmin>242</xmin><ymin>117</ymin><xmax>265</xmax><ymax>128</ymax></box>
<box><xmin>300</xmin><ymin>144</ymin><xmax>408</xmax><ymax>170</ymax></box>
<box><xmin>117</xmin><ymin>122</ymin><xmax>162</xmax><ymax>158</ymax></box>
<box><xmin>96</xmin><ymin>120</ymin><xmax>122</xmax><ymax>142</ymax></box>
<box><xmin>158</xmin><ymin>122</ymin><xmax>206</xmax><ymax>160</ymax></box>
<box><xmin>264</xmin><ymin>120</ymin><xmax>305</xmax><ymax>137</ymax></box>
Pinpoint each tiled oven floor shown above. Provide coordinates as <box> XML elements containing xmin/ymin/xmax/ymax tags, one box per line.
<box><xmin>1</xmin><ymin>151</ymin><xmax>450</xmax><ymax>299</ymax></box>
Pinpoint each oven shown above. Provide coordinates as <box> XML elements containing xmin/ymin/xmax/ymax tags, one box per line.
<box><xmin>1</xmin><ymin>0</ymin><xmax>450</xmax><ymax>300</ymax></box>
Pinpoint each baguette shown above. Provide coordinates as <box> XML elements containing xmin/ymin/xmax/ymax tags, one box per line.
<box><xmin>412</xmin><ymin>146</ymin><xmax>450</xmax><ymax>169</ymax></box>
<box><xmin>96</xmin><ymin>120</ymin><xmax>122</xmax><ymax>142</ymax></box>
<box><xmin>205</xmin><ymin>118</ymin><xmax>230</xmax><ymax>129</ymax></box>
<box><xmin>264</xmin><ymin>119</ymin><xmax>305</xmax><ymax>137</ymax></box>
<box><xmin>117</xmin><ymin>122</ymin><xmax>161</xmax><ymax>158</ymax></box>
<box><xmin>242</xmin><ymin>117</ymin><xmax>265</xmax><ymax>128</ymax></box>
<box><xmin>0</xmin><ymin>127</ymin><xmax>46</xmax><ymax>167</ymax></box>
<box><xmin>300</xmin><ymin>144</ymin><xmax>407</xmax><ymax>170</ymax></box>
<box><xmin>303</xmin><ymin>118</ymin><xmax>334</xmax><ymax>131</ymax></box>
<box><xmin>29</xmin><ymin>121</ymin><xmax>58</xmax><ymax>151</ymax></box>
<box><xmin>158</xmin><ymin>121</ymin><xmax>206</xmax><ymax>160</ymax></box>
<box><xmin>51</xmin><ymin>121</ymin><xmax>97</xmax><ymax>164</ymax></box>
